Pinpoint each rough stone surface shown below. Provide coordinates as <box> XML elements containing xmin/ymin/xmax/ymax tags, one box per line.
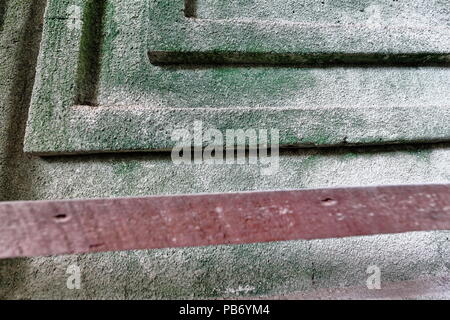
<box><xmin>24</xmin><ymin>0</ymin><xmax>450</xmax><ymax>154</ymax></box>
<box><xmin>152</xmin><ymin>0</ymin><xmax>450</xmax><ymax>61</ymax></box>
<box><xmin>0</xmin><ymin>0</ymin><xmax>450</xmax><ymax>299</ymax></box>
<box><xmin>195</xmin><ymin>0</ymin><xmax>450</xmax><ymax>25</ymax></box>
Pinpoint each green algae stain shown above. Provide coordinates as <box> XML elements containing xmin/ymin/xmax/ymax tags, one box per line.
<box><xmin>96</xmin><ymin>1</ymin><xmax>319</xmax><ymax>109</ymax></box>
<box><xmin>343</xmin><ymin>152</ymin><xmax>359</xmax><ymax>160</ymax></box>
<box><xmin>97</xmin><ymin>1</ymin><xmax>119</xmax><ymax>90</ymax></box>
<box><xmin>112</xmin><ymin>160</ymin><xmax>142</xmax><ymax>175</ymax></box>
<box><xmin>406</xmin><ymin>148</ymin><xmax>433</xmax><ymax>162</ymax></box>
<box><xmin>300</xmin><ymin>153</ymin><xmax>321</xmax><ymax>171</ymax></box>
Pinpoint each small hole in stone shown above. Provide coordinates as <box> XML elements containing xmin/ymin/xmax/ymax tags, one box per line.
<box><xmin>54</xmin><ymin>214</ymin><xmax>69</xmax><ymax>222</ymax></box>
<box><xmin>321</xmin><ymin>198</ymin><xmax>338</xmax><ymax>206</ymax></box>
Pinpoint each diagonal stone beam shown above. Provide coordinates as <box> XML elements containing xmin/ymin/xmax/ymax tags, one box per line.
<box><xmin>1</xmin><ymin>184</ymin><xmax>449</xmax><ymax>259</ymax></box>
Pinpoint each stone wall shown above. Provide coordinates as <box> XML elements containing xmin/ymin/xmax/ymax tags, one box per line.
<box><xmin>0</xmin><ymin>0</ymin><xmax>449</xmax><ymax>299</ymax></box>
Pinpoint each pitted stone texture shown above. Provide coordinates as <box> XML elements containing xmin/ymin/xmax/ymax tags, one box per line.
<box><xmin>23</xmin><ymin>0</ymin><xmax>450</xmax><ymax>154</ymax></box>
<box><xmin>1</xmin><ymin>0</ymin><xmax>450</xmax><ymax>299</ymax></box>
<box><xmin>195</xmin><ymin>0</ymin><xmax>450</xmax><ymax>26</ymax></box>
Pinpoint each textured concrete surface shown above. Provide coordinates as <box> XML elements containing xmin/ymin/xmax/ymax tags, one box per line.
<box><xmin>195</xmin><ymin>0</ymin><xmax>450</xmax><ymax>25</ymax></box>
<box><xmin>1</xmin><ymin>0</ymin><xmax>450</xmax><ymax>299</ymax></box>
<box><xmin>24</xmin><ymin>0</ymin><xmax>450</xmax><ymax>154</ymax></box>
<box><xmin>152</xmin><ymin>0</ymin><xmax>450</xmax><ymax>58</ymax></box>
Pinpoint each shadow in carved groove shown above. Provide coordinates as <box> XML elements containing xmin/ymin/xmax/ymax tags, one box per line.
<box><xmin>0</xmin><ymin>0</ymin><xmax>47</xmax><ymax>201</ymax></box>
<box><xmin>148</xmin><ymin>51</ymin><xmax>450</xmax><ymax>68</ymax></box>
<box><xmin>0</xmin><ymin>0</ymin><xmax>10</xmax><ymax>33</ymax></box>
<box><xmin>153</xmin><ymin>0</ymin><xmax>450</xmax><ymax>68</ymax></box>
<box><xmin>184</xmin><ymin>0</ymin><xmax>197</xmax><ymax>18</ymax></box>
<box><xmin>75</xmin><ymin>0</ymin><xmax>107</xmax><ymax>106</ymax></box>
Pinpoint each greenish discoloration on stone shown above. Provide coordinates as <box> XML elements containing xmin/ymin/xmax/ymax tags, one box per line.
<box><xmin>195</xmin><ymin>0</ymin><xmax>450</xmax><ymax>25</ymax></box>
<box><xmin>2</xmin><ymin>0</ymin><xmax>450</xmax><ymax>299</ymax></box>
<box><xmin>113</xmin><ymin>160</ymin><xmax>143</xmax><ymax>176</ymax></box>
<box><xmin>149</xmin><ymin>0</ymin><xmax>450</xmax><ymax>64</ymax></box>
<box><xmin>23</xmin><ymin>0</ymin><xmax>450</xmax><ymax>155</ymax></box>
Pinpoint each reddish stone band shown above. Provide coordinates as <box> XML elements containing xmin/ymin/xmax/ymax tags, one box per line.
<box><xmin>1</xmin><ymin>184</ymin><xmax>449</xmax><ymax>259</ymax></box>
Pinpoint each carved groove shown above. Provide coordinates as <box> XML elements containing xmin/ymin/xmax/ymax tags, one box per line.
<box><xmin>184</xmin><ymin>0</ymin><xmax>197</xmax><ymax>18</ymax></box>
<box><xmin>149</xmin><ymin>50</ymin><xmax>450</xmax><ymax>67</ymax></box>
<box><xmin>75</xmin><ymin>0</ymin><xmax>106</xmax><ymax>106</ymax></box>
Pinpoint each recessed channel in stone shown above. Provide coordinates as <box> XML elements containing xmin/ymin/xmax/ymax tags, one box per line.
<box><xmin>152</xmin><ymin>0</ymin><xmax>450</xmax><ymax>66</ymax></box>
<box><xmin>188</xmin><ymin>0</ymin><xmax>448</xmax><ymax>26</ymax></box>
